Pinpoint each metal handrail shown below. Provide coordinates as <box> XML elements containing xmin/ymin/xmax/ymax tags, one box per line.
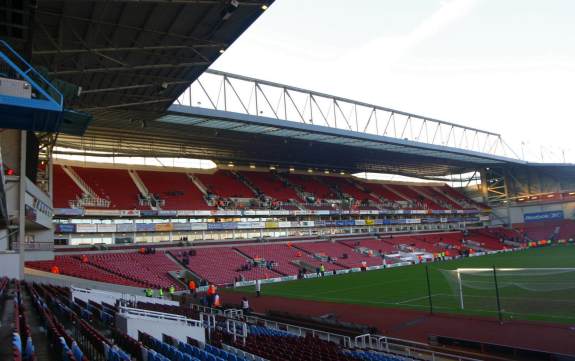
<box><xmin>0</xmin><ymin>40</ymin><xmax>63</xmax><ymax>108</ymax></box>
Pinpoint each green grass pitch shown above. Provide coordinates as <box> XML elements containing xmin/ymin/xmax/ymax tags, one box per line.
<box><xmin>238</xmin><ymin>245</ymin><xmax>575</xmax><ymax>323</ymax></box>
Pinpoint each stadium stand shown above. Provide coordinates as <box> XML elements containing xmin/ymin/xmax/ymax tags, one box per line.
<box><xmin>28</xmin><ymin>228</ymin><xmax>511</xmax><ymax>288</ymax></box>
<box><xmin>317</xmin><ymin>176</ymin><xmax>380</xmax><ymax>204</ymax></box>
<box><xmin>25</xmin><ymin>255</ymin><xmax>148</xmax><ymax>287</ymax></box>
<box><xmin>295</xmin><ymin>241</ymin><xmax>382</xmax><ymax>268</ymax></box>
<box><xmin>386</xmin><ymin>184</ymin><xmax>441</xmax><ymax>210</ymax></box>
<box><xmin>73</xmin><ymin>167</ymin><xmax>143</xmax><ymax>209</ymax></box>
<box><xmin>26</xmin><ymin>251</ymin><xmax>184</xmax><ymax>290</ymax></box>
<box><xmin>339</xmin><ymin>238</ymin><xmax>399</xmax><ymax>254</ymax></box>
<box><xmin>171</xmin><ymin>247</ymin><xmax>283</xmax><ymax>285</ymax></box>
<box><xmin>240</xmin><ymin>172</ymin><xmax>302</xmax><ymax>202</ymax></box>
<box><xmin>220</xmin><ymin>330</ymin><xmax>360</xmax><ymax>361</ymax></box>
<box><xmin>85</xmin><ymin>252</ymin><xmax>184</xmax><ymax>290</ymax></box>
<box><xmin>235</xmin><ymin>244</ymin><xmax>303</xmax><ymax>276</ymax></box>
<box><xmin>285</xmin><ymin>174</ymin><xmax>337</xmax><ymax>200</ymax></box>
<box><xmin>138</xmin><ymin>170</ymin><xmax>212</xmax><ymax>210</ymax></box>
<box><xmin>343</xmin><ymin>350</ymin><xmax>404</xmax><ymax>361</ymax></box>
<box><xmin>196</xmin><ymin>171</ymin><xmax>255</xmax><ymax>198</ymax></box>
<box><xmin>418</xmin><ymin>186</ymin><xmax>463</xmax><ymax>210</ymax></box>
<box><xmin>52</xmin><ymin>164</ymin><xmax>487</xmax><ymax>212</ymax></box>
<box><xmin>357</xmin><ymin>182</ymin><xmax>406</xmax><ymax>203</ymax></box>
<box><xmin>53</xmin><ymin>165</ymin><xmax>83</xmax><ymax>209</ymax></box>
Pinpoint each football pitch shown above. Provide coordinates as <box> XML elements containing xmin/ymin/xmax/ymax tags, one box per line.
<box><xmin>240</xmin><ymin>245</ymin><xmax>575</xmax><ymax>323</ymax></box>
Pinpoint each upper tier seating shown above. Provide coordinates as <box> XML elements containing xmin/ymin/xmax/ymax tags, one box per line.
<box><xmin>285</xmin><ymin>174</ymin><xmax>336</xmax><ymax>200</ymax></box>
<box><xmin>358</xmin><ymin>182</ymin><xmax>405</xmax><ymax>202</ymax></box>
<box><xmin>385</xmin><ymin>184</ymin><xmax>440</xmax><ymax>209</ymax></box>
<box><xmin>73</xmin><ymin>167</ymin><xmax>143</xmax><ymax>209</ymax></box>
<box><xmin>419</xmin><ymin>186</ymin><xmax>463</xmax><ymax>209</ymax></box>
<box><xmin>318</xmin><ymin>176</ymin><xmax>380</xmax><ymax>203</ymax></box>
<box><xmin>139</xmin><ymin>170</ymin><xmax>211</xmax><ymax>210</ymax></box>
<box><xmin>240</xmin><ymin>172</ymin><xmax>302</xmax><ymax>201</ymax></box>
<box><xmin>54</xmin><ymin>165</ymin><xmax>480</xmax><ymax>211</ymax></box>
<box><xmin>196</xmin><ymin>171</ymin><xmax>255</xmax><ymax>198</ymax></box>
<box><xmin>53</xmin><ymin>165</ymin><xmax>83</xmax><ymax>208</ymax></box>
<box><xmin>441</xmin><ymin>185</ymin><xmax>486</xmax><ymax>209</ymax></box>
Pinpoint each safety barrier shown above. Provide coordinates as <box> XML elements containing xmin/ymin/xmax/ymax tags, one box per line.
<box><xmin>119</xmin><ymin>306</ymin><xmax>202</xmax><ymax>327</ymax></box>
<box><xmin>242</xmin><ymin>314</ymin><xmax>353</xmax><ymax>348</ymax></box>
<box><xmin>354</xmin><ymin>334</ymin><xmax>480</xmax><ymax>361</ymax></box>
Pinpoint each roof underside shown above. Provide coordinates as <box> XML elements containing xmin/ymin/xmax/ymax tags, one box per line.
<box><xmin>56</xmin><ymin>105</ymin><xmax>528</xmax><ymax>178</ymax></box>
<box><xmin>4</xmin><ymin>0</ymin><xmax>271</xmax><ymax>112</ymax></box>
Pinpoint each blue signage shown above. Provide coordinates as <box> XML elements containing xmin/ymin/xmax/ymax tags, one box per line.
<box><xmin>56</xmin><ymin>224</ymin><xmax>76</xmax><ymax>233</ymax></box>
<box><xmin>524</xmin><ymin>210</ymin><xmax>564</xmax><ymax>223</ymax></box>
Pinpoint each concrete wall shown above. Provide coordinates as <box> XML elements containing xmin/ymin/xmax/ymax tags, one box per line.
<box><xmin>71</xmin><ymin>287</ymin><xmax>179</xmax><ymax>307</ymax></box>
<box><xmin>0</xmin><ymin>252</ymin><xmax>22</xmax><ymax>278</ymax></box>
<box><xmin>116</xmin><ymin>313</ymin><xmax>205</xmax><ymax>344</ymax></box>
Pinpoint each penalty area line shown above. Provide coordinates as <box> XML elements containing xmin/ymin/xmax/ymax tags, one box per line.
<box><xmin>395</xmin><ymin>294</ymin><xmax>442</xmax><ymax>305</ymax></box>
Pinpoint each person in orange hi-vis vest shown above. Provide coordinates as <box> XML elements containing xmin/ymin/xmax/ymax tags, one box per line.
<box><xmin>51</xmin><ymin>265</ymin><xmax>60</xmax><ymax>274</ymax></box>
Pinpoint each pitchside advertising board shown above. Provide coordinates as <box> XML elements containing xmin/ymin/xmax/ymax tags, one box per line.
<box><xmin>523</xmin><ymin>210</ymin><xmax>564</xmax><ymax>223</ymax></box>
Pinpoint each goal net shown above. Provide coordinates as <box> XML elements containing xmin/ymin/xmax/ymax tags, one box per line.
<box><xmin>440</xmin><ymin>268</ymin><xmax>575</xmax><ymax>321</ymax></box>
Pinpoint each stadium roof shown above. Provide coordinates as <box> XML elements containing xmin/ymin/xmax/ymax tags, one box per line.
<box><xmin>56</xmin><ymin>103</ymin><xmax>532</xmax><ymax>178</ymax></box>
<box><xmin>5</xmin><ymin>0</ymin><xmax>272</xmax><ymax>113</ymax></box>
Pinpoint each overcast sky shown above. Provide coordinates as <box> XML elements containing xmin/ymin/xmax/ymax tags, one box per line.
<box><xmin>210</xmin><ymin>0</ymin><xmax>575</xmax><ymax>163</ymax></box>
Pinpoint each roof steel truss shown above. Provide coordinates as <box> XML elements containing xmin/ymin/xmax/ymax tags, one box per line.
<box><xmin>176</xmin><ymin>69</ymin><xmax>520</xmax><ymax>160</ymax></box>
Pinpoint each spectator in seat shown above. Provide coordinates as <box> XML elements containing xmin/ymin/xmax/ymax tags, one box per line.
<box><xmin>81</xmin><ymin>254</ymin><xmax>88</xmax><ymax>263</ymax></box>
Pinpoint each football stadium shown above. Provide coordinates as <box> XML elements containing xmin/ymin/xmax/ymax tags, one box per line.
<box><xmin>1</xmin><ymin>1</ymin><xmax>575</xmax><ymax>361</ymax></box>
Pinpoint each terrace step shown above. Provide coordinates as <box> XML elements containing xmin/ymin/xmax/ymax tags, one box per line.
<box><xmin>22</xmin><ymin>286</ymin><xmax>55</xmax><ymax>361</ymax></box>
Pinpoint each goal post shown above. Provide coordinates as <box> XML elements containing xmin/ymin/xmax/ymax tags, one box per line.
<box><xmin>441</xmin><ymin>268</ymin><xmax>575</xmax><ymax>320</ymax></box>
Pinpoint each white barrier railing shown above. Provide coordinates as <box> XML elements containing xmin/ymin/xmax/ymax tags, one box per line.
<box><xmin>354</xmin><ymin>334</ymin><xmax>481</xmax><ymax>361</ymax></box>
<box><xmin>155</xmin><ymin>303</ymin><xmax>480</xmax><ymax>361</ymax></box>
<box><xmin>72</xmin><ymin>286</ymin><xmax>180</xmax><ymax>308</ymax></box>
<box><xmin>119</xmin><ymin>306</ymin><xmax>202</xmax><ymax>327</ymax></box>
<box><xmin>190</xmin><ymin>303</ymin><xmax>224</xmax><ymax>315</ymax></box>
<box><xmin>226</xmin><ymin>319</ymin><xmax>248</xmax><ymax>345</ymax></box>
<box><xmin>242</xmin><ymin>314</ymin><xmax>353</xmax><ymax>348</ymax></box>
